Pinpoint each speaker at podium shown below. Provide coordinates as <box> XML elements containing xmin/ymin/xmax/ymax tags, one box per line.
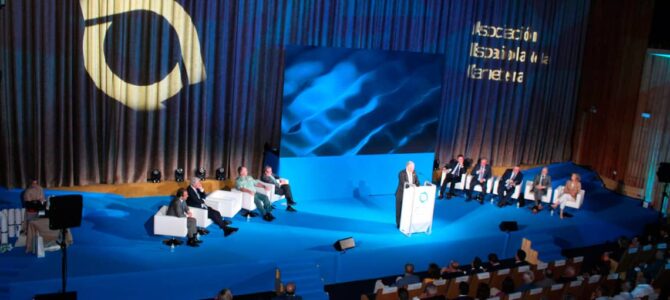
<box><xmin>399</xmin><ymin>181</ymin><xmax>436</xmax><ymax>236</ymax></box>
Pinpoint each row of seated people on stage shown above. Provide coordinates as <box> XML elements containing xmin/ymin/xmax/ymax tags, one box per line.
<box><xmin>365</xmin><ymin>243</ymin><xmax>669</xmax><ymax>300</ymax></box>
<box><xmin>165</xmin><ymin>165</ymin><xmax>298</xmax><ymax>247</ymax></box>
<box><xmin>439</xmin><ymin>155</ymin><xmax>582</xmax><ymax>219</ymax></box>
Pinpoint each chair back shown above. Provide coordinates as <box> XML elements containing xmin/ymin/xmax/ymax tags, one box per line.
<box><xmin>446</xmin><ymin>275</ymin><xmax>471</xmax><ymax>299</ymax></box>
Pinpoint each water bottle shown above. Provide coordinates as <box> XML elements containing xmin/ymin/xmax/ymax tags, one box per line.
<box><xmin>516</xmin><ymin>202</ymin><xmax>520</xmax><ymax>208</ymax></box>
<box><xmin>246</xmin><ymin>214</ymin><xmax>251</xmax><ymax>222</ymax></box>
<box><xmin>170</xmin><ymin>243</ymin><xmax>175</xmax><ymax>253</ymax></box>
<box><xmin>550</xmin><ymin>209</ymin><xmax>554</xmax><ymax>216</ymax></box>
<box><xmin>490</xmin><ymin>197</ymin><xmax>494</xmax><ymax>204</ymax></box>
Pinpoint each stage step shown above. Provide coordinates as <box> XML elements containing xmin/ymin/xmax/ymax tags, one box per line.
<box><xmin>277</xmin><ymin>261</ymin><xmax>328</xmax><ymax>300</ymax></box>
<box><xmin>526</xmin><ymin>235</ymin><xmax>564</xmax><ymax>262</ymax></box>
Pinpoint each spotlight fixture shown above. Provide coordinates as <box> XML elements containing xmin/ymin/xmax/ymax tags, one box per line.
<box><xmin>149</xmin><ymin>169</ymin><xmax>161</xmax><ymax>183</ymax></box>
<box><xmin>215</xmin><ymin>167</ymin><xmax>225</xmax><ymax>181</ymax></box>
<box><xmin>195</xmin><ymin>168</ymin><xmax>206</xmax><ymax>180</ymax></box>
<box><xmin>175</xmin><ymin>168</ymin><xmax>185</xmax><ymax>182</ymax></box>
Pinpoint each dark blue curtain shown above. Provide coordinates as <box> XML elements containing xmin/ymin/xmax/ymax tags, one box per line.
<box><xmin>0</xmin><ymin>0</ymin><xmax>590</xmax><ymax>188</ymax></box>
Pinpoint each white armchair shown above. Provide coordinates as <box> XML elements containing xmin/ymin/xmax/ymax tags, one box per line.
<box><xmin>205</xmin><ymin>190</ymin><xmax>242</xmax><ymax>218</ymax></box>
<box><xmin>188</xmin><ymin>206</ymin><xmax>212</xmax><ymax>228</ymax></box>
<box><xmin>153</xmin><ymin>206</ymin><xmax>187</xmax><ymax>246</ymax></box>
<box><xmin>552</xmin><ymin>186</ymin><xmax>585</xmax><ymax>209</ymax></box>
<box><xmin>492</xmin><ymin>177</ymin><xmax>522</xmax><ymax>199</ymax></box>
<box><xmin>232</xmin><ymin>189</ymin><xmax>257</xmax><ymax>212</ymax></box>
<box><xmin>257</xmin><ymin>180</ymin><xmax>286</xmax><ymax>203</ymax></box>
<box><xmin>466</xmin><ymin>175</ymin><xmax>495</xmax><ymax>193</ymax></box>
<box><xmin>440</xmin><ymin>172</ymin><xmax>467</xmax><ymax>190</ymax></box>
<box><xmin>524</xmin><ymin>181</ymin><xmax>553</xmax><ymax>204</ymax></box>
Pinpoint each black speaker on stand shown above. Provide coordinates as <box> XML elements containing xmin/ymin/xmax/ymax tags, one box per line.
<box><xmin>38</xmin><ymin>195</ymin><xmax>83</xmax><ymax>299</ymax></box>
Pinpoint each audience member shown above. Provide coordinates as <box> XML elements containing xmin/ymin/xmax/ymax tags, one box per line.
<box><xmin>630</xmin><ymin>272</ymin><xmax>657</xmax><ymax>299</ymax></box>
<box><xmin>423</xmin><ymin>263</ymin><xmax>442</xmax><ymax>284</ymax></box>
<box><xmin>490</xmin><ymin>276</ymin><xmax>515</xmax><ymax>297</ymax></box>
<box><xmin>214</xmin><ymin>288</ymin><xmax>233</xmax><ymax>300</ymax></box>
<box><xmin>273</xmin><ymin>282</ymin><xmax>302</xmax><ymax>300</ymax></box>
<box><xmin>420</xmin><ymin>283</ymin><xmax>446</xmax><ymax>300</ymax></box>
<box><xmin>512</xmin><ymin>249</ymin><xmax>528</xmax><ymax>267</ymax></box>
<box><xmin>592</xmin><ymin>285</ymin><xmax>611</xmax><ymax>300</ymax></box>
<box><xmin>484</xmin><ymin>253</ymin><xmax>501</xmax><ymax>271</ymax></box>
<box><xmin>593</xmin><ymin>251</ymin><xmax>614</xmax><ymax>276</ymax></box>
<box><xmin>466</xmin><ymin>256</ymin><xmax>486</xmax><ymax>275</ymax></box>
<box><xmin>441</xmin><ymin>260</ymin><xmax>464</xmax><ymax>278</ymax></box>
<box><xmin>396</xmin><ymin>263</ymin><xmax>420</xmax><ymax>288</ymax></box>
<box><xmin>612</xmin><ymin>282</ymin><xmax>633</xmax><ymax>300</ymax></box>
<box><xmin>453</xmin><ymin>282</ymin><xmax>473</xmax><ymax>300</ymax></box>
<box><xmin>557</xmin><ymin>266</ymin><xmax>577</xmax><ymax>284</ymax></box>
<box><xmin>534</xmin><ymin>269</ymin><xmax>555</xmax><ymax>288</ymax></box>
<box><xmin>516</xmin><ymin>271</ymin><xmax>535</xmax><ymax>292</ymax></box>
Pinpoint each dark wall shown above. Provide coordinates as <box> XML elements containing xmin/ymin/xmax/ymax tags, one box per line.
<box><xmin>573</xmin><ymin>0</ymin><xmax>655</xmax><ymax>181</ymax></box>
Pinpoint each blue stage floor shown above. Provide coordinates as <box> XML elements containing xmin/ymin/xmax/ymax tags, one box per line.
<box><xmin>0</xmin><ymin>163</ymin><xmax>660</xmax><ymax>299</ymax></box>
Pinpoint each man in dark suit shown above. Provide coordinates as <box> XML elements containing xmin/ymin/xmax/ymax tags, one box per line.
<box><xmin>439</xmin><ymin>154</ymin><xmax>467</xmax><ymax>199</ymax></box>
<box><xmin>497</xmin><ymin>165</ymin><xmax>523</xmax><ymax>207</ymax></box>
<box><xmin>261</xmin><ymin>166</ymin><xmax>297</xmax><ymax>212</ymax></box>
<box><xmin>530</xmin><ymin>167</ymin><xmax>551</xmax><ymax>211</ymax></box>
<box><xmin>167</xmin><ymin>188</ymin><xmax>201</xmax><ymax>247</ymax></box>
<box><xmin>395</xmin><ymin>161</ymin><xmax>419</xmax><ymax>228</ymax></box>
<box><xmin>186</xmin><ymin>177</ymin><xmax>238</xmax><ymax>237</ymax></box>
<box><xmin>466</xmin><ymin>158</ymin><xmax>492</xmax><ymax>204</ymax></box>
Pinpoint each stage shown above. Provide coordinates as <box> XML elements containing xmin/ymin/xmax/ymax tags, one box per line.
<box><xmin>0</xmin><ymin>163</ymin><xmax>660</xmax><ymax>299</ymax></box>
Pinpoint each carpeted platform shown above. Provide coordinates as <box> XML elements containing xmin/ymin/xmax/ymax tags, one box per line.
<box><xmin>0</xmin><ymin>163</ymin><xmax>660</xmax><ymax>299</ymax></box>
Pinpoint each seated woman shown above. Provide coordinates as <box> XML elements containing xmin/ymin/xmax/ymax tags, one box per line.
<box><xmin>552</xmin><ymin>173</ymin><xmax>581</xmax><ymax>219</ymax></box>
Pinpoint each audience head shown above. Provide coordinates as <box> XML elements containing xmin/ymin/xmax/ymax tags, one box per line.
<box><xmin>406</xmin><ymin>161</ymin><xmax>415</xmax><ymax>173</ymax></box>
<box><xmin>522</xmin><ymin>271</ymin><xmax>534</xmax><ymax>284</ymax></box>
<box><xmin>476</xmin><ymin>283</ymin><xmax>490</xmax><ymax>299</ymax></box>
<box><xmin>515</xmin><ymin>249</ymin><xmax>527</xmax><ymax>262</ymax></box>
<box><xmin>543</xmin><ymin>268</ymin><xmax>554</xmax><ymax>280</ymax></box>
<box><xmin>472</xmin><ymin>256</ymin><xmax>482</xmax><ymax>269</ymax></box>
<box><xmin>570</xmin><ymin>173</ymin><xmax>581</xmax><ymax>182</ymax></box>
<box><xmin>487</xmin><ymin>253</ymin><xmax>500</xmax><ymax>265</ymax></box>
<box><xmin>563</xmin><ymin>266</ymin><xmax>576</xmax><ymax>278</ymax></box>
<box><xmin>501</xmin><ymin>276</ymin><xmax>515</xmax><ymax>294</ymax></box>
<box><xmin>285</xmin><ymin>282</ymin><xmax>296</xmax><ymax>295</ymax></box>
<box><xmin>237</xmin><ymin>166</ymin><xmax>247</xmax><ymax>176</ymax></box>
<box><xmin>541</xmin><ymin>167</ymin><xmax>549</xmax><ymax>175</ymax></box>
<box><xmin>264</xmin><ymin>165</ymin><xmax>273</xmax><ymax>175</ymax></box>
<box><xmin>427</xmin><ymin>263</ymin><xmax>440</xmax><ymax>279</ymax></box>
<box><xmin>215</xmin><ymin>288</ymin><xmax>233</xmax><ymax>300</ymax></box>
<box><xmin>601</xmin><ymin>251</ymin><xmax>611</xmax><ymax>262</ymax></box>
<box><xmin>458</xmin><ymin>281</ymin><xmax>469</xmax><ymax>295</ymax></box>
<box><xmin>620</xmin><ymin>281</ymin><xmax>631</xmax><ymax>293</ymax></box>
<box><xmin>404</xmin><ymin>263</ymin><xmax>414</xmax><ymax>274</ymax></box>
<box><xmin>449</xmin><ymin>260</ymin><xmax>460</xmax><ymax>269</ymax></box>
<box><xmin>424</xmin><ymin>283</ymin><xmax>438</xmax><ymax>296</ymax></box>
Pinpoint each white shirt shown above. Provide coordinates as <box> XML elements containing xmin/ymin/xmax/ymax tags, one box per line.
<box><xmin>406</xmin><ymin>170</ymin><xmax>414</xmax><ymax>185</ymax></box>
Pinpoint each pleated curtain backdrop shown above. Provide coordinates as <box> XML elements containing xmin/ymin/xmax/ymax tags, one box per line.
<box><xmin>0</xmin><ymin>0</ymin><xmax>590</xmax><ymax>188</ymax></box>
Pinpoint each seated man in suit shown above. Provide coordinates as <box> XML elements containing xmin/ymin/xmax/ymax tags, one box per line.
<box><xmin>167</xmin><ymin>188</ymin><xmax>201</xmax><ymax>247</ymax></box>
<box><xmin>466</xmin><ymin>158</ymin><xmax>492</xmax><ymax>204</ymax></box>
<box><xmin>186</xmin><ymin>177</ymin><xmax>238</xmax><ymax>237</ymax></box>
<box><xmin>236</xmin><ymin>166</ymin><xmax>275</xmax><ymax>222</ymax></box>
<box><xmin>272</xmin><ymin>282</ymin><xmax>302</xmax><ymax>300</ymax></box>
<box><xmin>530</xmin><ymin>167</ymin><xmax>551</xmax><ymax>212</ymax></box>
<box><xmin>497</xmin><ymin>165</ymin><xmax>523</xmax><ymax>207</ymax></box>
<box><xmin>439</xmin><ymin>154</ymin><xmax>468</xmax><ymax>199</ymax></box>
<box><xmin>261</xmin><ymin>166</ymin><xmax>297</xmax><ymax>212</ymax></box>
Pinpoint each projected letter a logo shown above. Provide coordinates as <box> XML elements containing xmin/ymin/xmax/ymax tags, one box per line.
<box><xmin>80</xmin><ymin>0</ymin><xmax>206</xmax><ymax>110</ymax></box>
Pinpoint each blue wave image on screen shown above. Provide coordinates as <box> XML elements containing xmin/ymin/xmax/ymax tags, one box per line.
<box><xmin>280</xmin><ymin>46</ymin><xmax>444</xmax><ymax>157</ymax></box>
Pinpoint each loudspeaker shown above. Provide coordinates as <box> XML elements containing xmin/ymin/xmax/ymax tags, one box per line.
<box><xmin>333</xmin><ymin>237</ymin><xmax>355</xmax><ymax>252</ymax></box>
<box><xmin>499</xmin><ymin>221</ymin><xmax>518</xmax><ymax>232</ymax></box>
<box><xmin>658</xmin><ymin>163</ymin><xmax>670</xmax><ymax>183</ymax></box>
<box><xmin>49</xmin><ymin>195</ymin><xmax>83</xmax><ymax>230</ymax></box>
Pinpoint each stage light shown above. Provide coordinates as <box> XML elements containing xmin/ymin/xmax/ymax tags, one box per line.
<box><xmin>215</xmin><ymin>167</ymin><xmax>225</xmax><ymax>181</ymax></box>
<box><xmin>195</xmin><ymin>168</ymin><xmax>206</xmax><ymax>180</ymax></box>
<box><xmin>175</xmin><ymin>168</ymin><xmax>185</xmax><ymax>182</ymax></box>
<box><xmin>149</xmin><ymin>169</ymin><xmax>161</xmax><ymax>183</ymax></box>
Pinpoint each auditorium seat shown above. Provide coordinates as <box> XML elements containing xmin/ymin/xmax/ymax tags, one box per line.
<box><xmin>406</xmin><ymin>282</ymin><xmax>422</xmax><ymax>298</ymax></box>
<box><xmin>434</xmin><ymin>279</ymin><xmax>448</xmax><ymax>295</ymax></box>
<box><xmin>375</xmin><ymin>286</ymin><xmax>397</xmax><ymax>300</ymax></box>
<box><xmin>523</xmin><ymin>287</ymin><xmax>545</xmax><ymax>300</ymax></box>
<box><xmin>523</xmin><ymin>181</ymin><xmax>553</xmax><ymax>204</ymax></box>
<box><xmin>465</xmin><ymin>175</ymin><xmax>495</xmax><ymax>194</ymax></box>
<box><xmin>446</xmin><ymin>275</ymin><xmax>470</xmax><ymax>298</ymax></box>
<box><xmin>188</xmin><ymin>206</ymin><xmax>213</xmax><ymax>228</ymax></box>
<box><xmin>562</xmin><ymin>280</ymin><xmax>584</xmax><ymax>299</ymax></box>
<box><xmin>153</xmin><ymin>206</ymin><xmax>188</xmax><ymax>242</ymax></box>
<box><xmin>492</xmin><ymin>178</ymin><xmax>522</xmax><ymax>199</ymax></box>
<box><xmin>580</xmin><ymin>274</ymin><xmax>602</xmax><ymax>300</ymax></box>
<box><xmin>566</xmin><ymin>256</ymin><xmax>584</xmax><ymax>274</ymax></box>
<box><xmin>469</xmin><ymin>272</ymin><xmax>490</xmax><ymax>296</ymax></box>
<box><xmin>506</xmin><ymin>291</ymin><xmax>522</xmax><ymax>300</ymax></box>
<box><xmin>552</xmin><ymin>186</ymin><xmax>585</xmax><ymax>209</ymax></box>
<box><xmin>548</xmin><ymin>259</ymin><xmax>566</xmax><ymax>279</ymax></box>
<box><xmin>257</xmin><ymin>180</ymin><xmax>286</xmax><ymax>203</ymax></box>
<box><xmin>232</xmin><ymin>188</ymin><xmax>258</xmax><ymax>213</ymax></box>
<box><xmin>511</xmin><ymin>264</ymin><xmax>531</xmax><ymax>287</ymax></box>
<box><xmin>544</xmin><ymin>283</ymin><xmax>565</xmax><ymax>300</ymax></box>
<box><xmin>205</xmin><ymin>190</ymin><xmax>242</xmax><ymax>218</ymax></box>
<box><xmin>489</xmin><ymin>268</ymin><xmax>510</xmax><ymax>291</ymax></box>
<box><xmin>440</xmin><ymin>172</ymin><xmax>467</xmax><ymax>190</ymax></box>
